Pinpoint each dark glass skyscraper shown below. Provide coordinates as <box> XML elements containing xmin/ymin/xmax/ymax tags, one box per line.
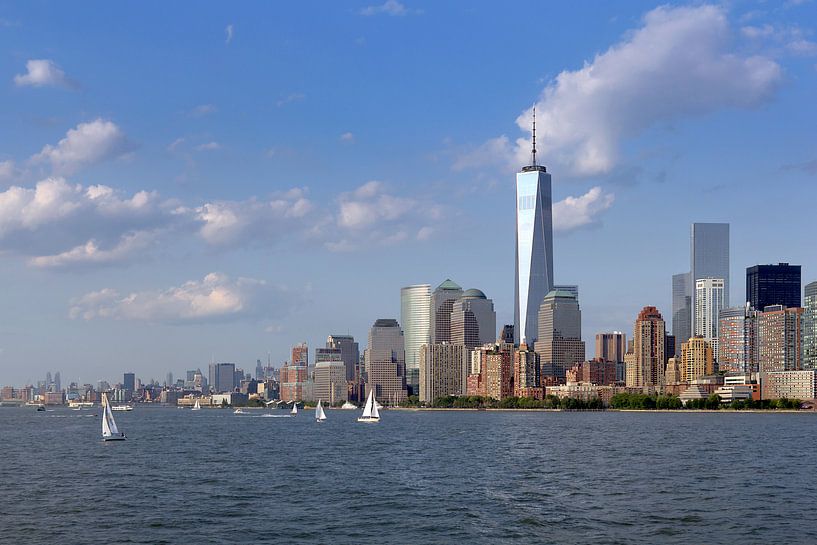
<box><xmin>746</xmin><ymin>263</ymin><xmax>801</xmax><ymax>311</ymax></box>
<box><xmin>671</xmin><ymin>272</ymin><xmax>691</xmax><ymax>355</ymax></box>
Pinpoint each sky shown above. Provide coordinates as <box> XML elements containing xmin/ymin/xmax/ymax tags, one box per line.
<box><xmin>1</xmin><ymin>0</ymin><xmax>816</xmax><ymax>386</ymax></box>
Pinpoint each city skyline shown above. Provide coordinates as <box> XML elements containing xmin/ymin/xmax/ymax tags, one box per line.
<box><xmin>2</xmin><ymin>2</ymin><xmax>817</xmax><ymax>385</ymax></box>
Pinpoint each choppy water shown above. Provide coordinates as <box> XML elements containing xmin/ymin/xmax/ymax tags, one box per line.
<box><xmin>1</xmin><ymin>407</ymin><xmax>816</xmax><ymax>544</ymax></box>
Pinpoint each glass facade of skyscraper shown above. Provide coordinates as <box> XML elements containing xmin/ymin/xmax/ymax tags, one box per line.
<box><xmin>690</xmin><ymin>223</ymin><xmax>730</xmax><ymax>334</ymax></box>
<box><xmin>400</xmin><ymin>284</ymin><xmax>431</xmax><ymax>395</ymax></box>
<box><xmin>804</xmin><ymin>281</ymin><xmax>817</xmax><ymax>370</ymax></box>
<box><xmin>746</xmin><ymin>263</ymin><xmax>801</xmax><ymax>311</ymax></box>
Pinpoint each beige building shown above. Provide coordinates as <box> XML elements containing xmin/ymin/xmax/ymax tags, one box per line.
<box><xmin>625</xmin><ymin>306</ymin><xmax>666</xmax><ymax>389</ymax></box>
<box><xmin>314</xmin><ymin>361</ymin><xmax>347</xmax><ymax>405</ymax></box>
<box><xmin>760</xmin><ymin>370</ymin><xmax>817</xmax><ymax>400</ymax></box>
<box><xmin>665</xmin><ymin>356</ymin><xmax>682</xmax><ymax>384</ymax></box>
<box><xmin>758</xmin><ymin>306</ymin><xmax>804</xmax><ymax>372</ymax></box>
<box><xmin>419</xmin><ymin>343</ymin><xmax>468</xmax><ymax>403</ymax></box>
<box><xmin>680</xmin><ymin>336</ymin><xmax>714</xmax><ymax>382</ymax></box>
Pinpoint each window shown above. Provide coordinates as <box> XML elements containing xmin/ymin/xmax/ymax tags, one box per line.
<box><xmin>518</xmin><ymin>194</ymin><xmax>536</xmax><ymax>210</ymax></box>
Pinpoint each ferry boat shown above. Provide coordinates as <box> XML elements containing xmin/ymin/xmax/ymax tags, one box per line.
<box><xmin>111</xmin><ymin>405</ymin><xmax>133</xmax><ymax>412</ymax></box>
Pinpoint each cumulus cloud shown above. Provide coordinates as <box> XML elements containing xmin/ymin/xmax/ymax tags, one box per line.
<box><xmin>360</xmin><ymin>0</ymin><xmax>408</xmax><ymax>16</ymax></box>
<box><xmin>225</xmin><ymin>24</ymin><xmax>234</xmax><ymax>44</ymax></box>
<box><xmin>14</xmin><ymin>59</ymin><xmax>75</xmax><ymax>88</ymax></box>
<box><xmin>458</xmin><ymin>5</ymin><xmax>782</xmax><ymax>177</ymax></box>
<box><xmin>742</xmin><ymin>23</ymin><xmax>817</xmax><ymax>56</ymax></box>
<box><xmin>552</xmin><ymin>187</ymin><xmax>615</xmax><ymax>233</ymax></box>
<box><xmin>69</xmin><ymin>273</ymin><xmax>283</xmax><ymax>323</ymax></box>
<box><xmin>28</xmin><ymin>230</ymin><xmax>158</xmax><ymax>269</ymax></box>
<box><xmin>31</xmin><ymin>119</ymin><xmax>131</xmax><ymax>175</ymax></box>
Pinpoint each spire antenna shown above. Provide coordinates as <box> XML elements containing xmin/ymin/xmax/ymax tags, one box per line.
<box><xmin>532</xmin><ymin>105</ymin><xmax>537</xmax><ymax>166</ymax></box>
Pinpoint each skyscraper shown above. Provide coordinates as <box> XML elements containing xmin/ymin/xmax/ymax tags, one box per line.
<box><xmin>805</xmin><ymin>281</ymin><xmax>817</xmax><ymax>370</ymax></box>
<box><xmin>625</xmin><ymin>306</ymin><xmax>666</xmax><ymax>389</ymax></box>
<box><xmin>680</xmin><ymin>337</ymin><xmax>714</xmax><ymax>382</ymax></box>
<box><xmin>419</xmin><ymin>343</ymin><xmax>468</xmax><ymax>403</ymax></box>
<box><xmin>718</xmin><ymin>304</ymin><xmax>759</xmax><ymax>374</ymax></box>
<box><xmin>595</xmin><ymin>332</ymin><xmax>627</xmax><ymax>382</ymax></box>
<box><xmin>430</xmin><ymin>279</ymin><xmax>463</xmax><ymax>343</ymax></box>
<box><xmin>695</xmin><ymin>278</ymin><xmax>725</xmax><ymax>362</ymax></box>
<box><xmin>450</xmin><ymin>289</ymin><xmax>496</xmax><ymax>349</ymax></box>
<box><xmin>364</xmin><ymin>319</ymin><xmax>407</xmax><ymax>403</ymax></box>
<box><xmin>746</xmin><ymin>263</ymin><xmax>801</xmax><ymax>310</ymax></box>
<box><xmin>208</xmin><ymin>363</ymin><xmax>236</xmax><ymax>393</ymax></box>
<box><xmin>690</xmin><ymin>223</ymin><xmax>730</xmax><ymax>333</ymax></box>
<box><xmin>534</xmin><ymin>290</ymin><xmax>585</xmax><ymax>381</ymax></box>
<box><xmin>671</xmin><ymin>272</ymin><xmax>691</xmax><ymax>354</ymax></box>
<box><xmin>326</xmin><ymin>334</ymin><xmax>360</xmax><ymax>382</ymax></box>
<box><xmin>123</xmin><ymin>372</ymin><xmax>135</xmax><ymax>392</ymax></box>
<box><xmin>514</xmin><ymin>113</ymin><xmax>554</xmax><ymax>346</ymax></box>
<box><xmin>400</xmin><ymin>284</ymin><xmax>431</xmax><ymax>394</ymax></box>
<box><xmin>291</xmin><ymin>342</ymin><xmax>309</xmax><ymax>366</ymax></box>
<box><xmin>758</xmin><ymin>305</ymin><xmax>803</xmax><ymax>372</ymax></box>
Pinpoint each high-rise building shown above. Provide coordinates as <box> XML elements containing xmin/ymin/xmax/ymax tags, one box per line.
<box><xmin>165</xmin><ymin>372</ymin><xmax>174</xmax><ymax>388</ymax></box>
<box><xmin>400</xmin><ymin>284</ymin><xmax>431</xmax><ymax>394</ymax></box>
<box><xmin>314</xmin><ymin>361</ymin><xmax>347</xmax><ymax>405</ymax></box>
<box><xmin>315</xmin><ymin>347</ymin><xmax>342</xmax><ymax>363</ymax></box>
<box><xmin>534</xmin><ymin>290</ymin><xmax>585</xmax><ymax>382</ymax></box>
<box><xmin>208</xmin><ymin>363</ymin><xmax>236</xmax><ymax>393</ymax></box>
<box><xmin>279</xmin><ymin>362</ymin><xmax>307</xmax><ymax>402</ymax></box>
<box><xmin>758</xmin><ymin>305</ymin><xmax>804</xmax><ymax>372</ymax></box>
<box><xmin>123</xmin><ymin>372</ymin><xmax>135</xmax><ymax>392</ymax></box>
<box><xmin>718</xmin><ymin>304</ymin><xmax>759</xmax><ymax>374</ymax></box>
<box><xmin>595</xmin><ymin>332</ymin><xmax>627</xmax><ymax>382</ymax></box>
<box><xmin>804</xmin><ymin>281</ymin><xmax>817</xmax><ymax>370</ymax></box>
<box><xmin>500</xmin><ymin>325</ymin><xmax>515</xmax><ymax>345</ymax></box>
<box><xmin>514</xmin><ymin>120</ymin><xmax>554</xmax><ymax>346</ymax></box>
<box><xmin>695</xmin><ymin>278</ymin><xmax>725</xmax><ymax>362</ymax></box>
<box><xmin>553</xmin><ymin>285</ymin><xmax>578</xmax><ymax>299</ymax></box>
<box><xmin>671</xmin><ymin>272</ymin><xmax>692</xmax><ymax>354</ymax></box>
<box><xmin>514</xmin><ymin>344</ymin><xmax>542</xmax><ymax>398</ymax></box>
<box><xmin>53</xmin><ymin>372</ymin><xmax>61</xmax><ymax>393</ymax></box>
<box><xmin>419</xmin><ymin>343</ymin><xmax>468</xmax><ymax>403</ymax></box>
<box><xmin>746</xmin><ymin>263</ymin><xmax>801</xmax><ymax>311</ymax></box>
<box><xmin>625</xmin><ymin>306</ymin><xmax>666</xmax><ymax>389</ymax></box>
<box><xmin>430</xmin><ymin>279</ymin><xmax>463</xmax><ymax>343</ymax></box>
<box><xmin>364</xmin><ymin>319</ymin><xmax>407</xmax><ymax>403</ymax></box>
<box><xmin>680</xmin><ymin>337</ymin><xmax>714</xmax><ymax>382</ymax></box>
<box><xmin>450</xmin><ymin>289</ymin><xmax>496</xmax><ymax>349</ymax></box>
<box><xmin>291</xmin><ymin>342</ymin><xmax>309</xmax><ymax>366</ymax></box>
<box><xmin>326</xmin><ymin>335</ymin><xmax>360</xmax><ymax>382</ymax></box>
<box><xmin>690</xmin><ymin>223</ymin><xmax>730</xmax><ymax>333</ymax></box>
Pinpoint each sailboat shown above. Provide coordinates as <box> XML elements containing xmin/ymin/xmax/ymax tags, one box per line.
<box><xmin>357</xmin><ymin>390</ymin><xmax>380</xmax><ymax>423</ymax></box>
<box><xmin>101</xmin><ymin>393</ymin><xmax>125</xmax><ymax>441</ymax></box>
<box><xmin>290</xmin><ymin>402</ymin><xmax>298</xmax><ymax>416</ymax></box>
<box><xmin>315</xmin><ymin>400</ymin><xmax>327</xmax><ymax>423</ymax></box>
<box><xmin>192</xmin><ymin>398</ymin><xmax>201</xmax><ymax>411</ymax></box>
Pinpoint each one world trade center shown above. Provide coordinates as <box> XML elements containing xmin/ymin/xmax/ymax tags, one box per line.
<box><xmin>514</xmin><ymin>109</ymin><xmax>554</xmax><ymax>346</ymax></box>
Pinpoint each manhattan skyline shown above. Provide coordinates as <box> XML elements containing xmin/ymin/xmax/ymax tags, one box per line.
<box><xmin>2</xmin><ymin>1</ymin><xmax>817</xmax><ymax>385</ymax></box>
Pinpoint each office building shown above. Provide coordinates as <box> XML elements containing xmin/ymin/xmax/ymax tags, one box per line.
<box><xmin>758</xmin><ymin>305</ymin><xmax>804</xmax><ymax>372</ymax></box>
<box><xmin>514</xmin><ymin>343</ymin><xmax>542</xmax><ymax>398</ymax></box>
<box><xmin>500</xmin><ymin>325</ymin><xmax>514</xmax><ymax>344</ymax></box>
<box><xmin>280</xmin><ymin>362</ymin><xmax>307</xmax><ymax>402</ymax></box>
<box><xmin>690</xmin><ymin>223</ymin><xmax>730</xmax><ymax>333</ymax></box>
<box><xmin>747</xmin><ymin>263</ymin><xmax>801</xmax><ymax>311</ymax></box>
<box><xmin>430</xmin><ymin>279</ymin><xmax>463</xmax><ymax>343</ymax></box>
<box><xmin>760</xmin><ymin>370</ymin><xmax>817</xmax><ymax>400</ymax></box>
<box><xmin>450</xmin><ymin>289</ymin><xmax>497</xmax><ymax>349</ymax></box>
<box><xmin>364</xmin><ymin>319</ymin><xmax>407</xmax><ymax>403</ymax></box>
<box><xmin>626</xmin><ymin>306</ymin><xmax>666</xmax><ymax>389</ymax></box>
<box><xmin>419</xmin><ymin>343</ymin><xmax>468</xmax><ymax>403</ymax></box>
<box><xmin>695</xmin><ymin>278</ymin><xmax>725</xmax><ymax>362</ymax></box>
<box><xmin>718</xmin><ymin>304</ymin><xmax>759</xmax><ymax>373</ymax></box>
<box><xmin>123</xmin><ymin>372</ymin><xmax>135</xmax><ymax>392</ymax></box>
<box><xmin>553</xmin><ymin>285</ymin><xmax>578</xmax><ymax>299</ymax></box>
<box><xmin>680</xmin><ymin>337</ymin><xmax>714</xmax><ymax>382</ymax></box>
<box><xmin>314</xmin><ymin>360</ymin><xmax>347</xmax><ymax>405</ymax></box>
<box><xmin>595</xmin><ymin>332</ymin><xmax>627</xmax><ymax>382</ymax></box>
<box><xmin>671</xmin><ymin>272</ymin><xmax>692</xmax><ymax>354</ymax></box>
<box><xmin>326</xmin><ymin>335</ymin><xmax>360</xmax><ymax>382</ymax></box>
<box><xmin>514</xmin><ymin>122</ymin><xmax>554</xmax><ymax>346</ymax></box>
<box><xmin>534</xmin><ymin>290</ymin><xmax>585</xmax><ymax>381</ymax></box>
<box><xmin>208</xmin><ymin>363</ymin><xmax>236</xmax><ymax>393</ymax></box>
<box><xmin>400</xmin><ymin>284</ymin><xmax>431</xmax><ymax>393</ymax></box>
<box><xmin>805</xmin><ymin>281</ymin><xmax>817</xmax><ymax>370</ymax></box>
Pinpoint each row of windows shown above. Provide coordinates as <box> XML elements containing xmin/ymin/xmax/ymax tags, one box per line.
<box><xmin>518</xmin><ymin>194</ymin><xmax>536</xmax><ymax>210</ymax></box>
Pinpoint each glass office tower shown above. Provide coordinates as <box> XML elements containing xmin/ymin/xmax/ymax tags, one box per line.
<box><xmin>691</xmin><ymin>223</ymin><xmax>730</xmax><ymax>333</ymax></box>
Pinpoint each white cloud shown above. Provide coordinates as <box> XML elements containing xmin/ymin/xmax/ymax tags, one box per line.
<box><xmin>69</xmin><ymin>273</ymin><xmax>281</xmax><ymax>323</ymax></box>
<box><xmin>14</xmin><ymin>59</ymin><xmax>74</xmax><ymax>88</ymax></box>
<box><xmin>458</xmin><ymin>5</ymin><xmax>782</xmax><ymax>177</ymax></box>
<box><xmin>276</xmin><ymin>93</ymin><xmax>305</xmax><ymax>107</ymax></box>
<box><xmin>225</xmin><ymin>24</ymin><xmax>234</xmax><ymax>44</ymax></box>
<box><xmin>339</xmin><ymin>132</ymin><xmax>355</xmax><ymax>143</ymax></box>
<box><xmin>28</xmin><ymin>230</ymin><xmax>157</xmax><ymax>269</ymax></box>
<box><xmin>337</xmin><ymin>181</ymin><xmax>413</xmax><ymax>229</ymax></box>
<box><xmin>31</xmin><ymin>119</ymin><xmax>130</xmax><ymax>175</ymax></box>
<box><xmin>742</xmin><ymin>23</ymin><xmax>817</xmax><ymax>56</ymax></box>
<box><xmin>552</xmin><ymin>187</ymin><xmax>615</xmax><ymax>233</ymax></box>
<box><xmin>190</xmin><ymin>104</ymin><xmax>217</xmax><ymax>117</ymax></box>
<box><xmin>0</xmin><ymin>160</ymin><xmax>17</xmax><ymax>183</ymax></box>
<box><xmin>360</xmin><ymin>0</ymin><xmax>408</xmax><ymax>16</ymax></box>
<box><xmin>196</xmin><ymin>141</ymin><xmax>221</xmax><ymax>151</ymax></box>
<box><xmin>167</xmin><ymin>138</ymin><xmax>186</xmax><ymax>153</ymax></box>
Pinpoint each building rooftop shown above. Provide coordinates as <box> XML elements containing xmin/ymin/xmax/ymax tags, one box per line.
<box><xmin>545</xmin><ymin>290</ymin><xmax>577</xmax><ymax>299</ymax></box>
<box><xmin>435</xmin><ymin>279</ymin><xmax>462</xmax><ymax>291</ymax></box>
<box><xmin>461</xmin><ymin>288</ymin><xmax>487</xmax><ymax>299</ymax></box>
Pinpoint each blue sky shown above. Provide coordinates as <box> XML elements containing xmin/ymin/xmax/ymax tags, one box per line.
<box><xmin>1</xmin><ymin>1</ymin><xmax>816</xmax><ymax>386</ymax></box>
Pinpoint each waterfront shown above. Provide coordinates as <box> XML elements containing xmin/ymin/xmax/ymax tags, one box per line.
<box><xmin>1</xmin><ymin>408</ymin><xmax>816</xmax><ymax>544</ymax></box>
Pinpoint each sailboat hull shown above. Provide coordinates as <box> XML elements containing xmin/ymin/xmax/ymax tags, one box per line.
<box><xmin>356</xmin><ymin>417</ymin><xmax>380</xmax><ymax>423</ymax></box>
<box><xmin>102</xmin><ymin>434</ymin><xmax>126</xmax><ymax>441</ymax></box>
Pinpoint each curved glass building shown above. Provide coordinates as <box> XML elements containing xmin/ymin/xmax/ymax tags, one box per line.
<box><xmin>400</xmin><ymin>284</ymin><xmax>431</xmax><ymax>395</ymax></box>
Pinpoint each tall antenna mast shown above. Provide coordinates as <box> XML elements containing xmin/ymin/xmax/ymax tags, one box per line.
<box><xmin>532</xmin><ymin>105</ymin><xmax>537</xmax><ymax>166</ymax></box>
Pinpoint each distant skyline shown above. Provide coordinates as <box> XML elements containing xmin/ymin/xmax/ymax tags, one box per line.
<box><xmin>2</xmin><ymin>1</ymin><xmax>817</xmax><ymax>385</ymax></box>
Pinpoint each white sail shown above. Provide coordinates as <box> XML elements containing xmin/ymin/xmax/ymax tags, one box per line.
<box><xmin>316</xmin><ymin>400</ymin><xmax>326</xmax><ymax>421</ymax></box>
<box><xmin>361</xmin><ymin>390</ymin><xmax>373</xmax><ymax>418</ymax></box>
<box><xmin>371</xmin><ymin>395</ymin><xmax>380</xmax><ymax>419</ymax></box>
<box><xmin>291</xmin><ymin>403</ymin><xmax>298</xmax><ymax>415</ymax></box>
<box><xmin>101</xmin><ymin>393</ymin><xmax>120</xmax><ymax>437</ymax></box>
<box><xmin>193</xmin><ymin>399</ymin><xmax>200</xmax><ymax>410</ymax></box>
